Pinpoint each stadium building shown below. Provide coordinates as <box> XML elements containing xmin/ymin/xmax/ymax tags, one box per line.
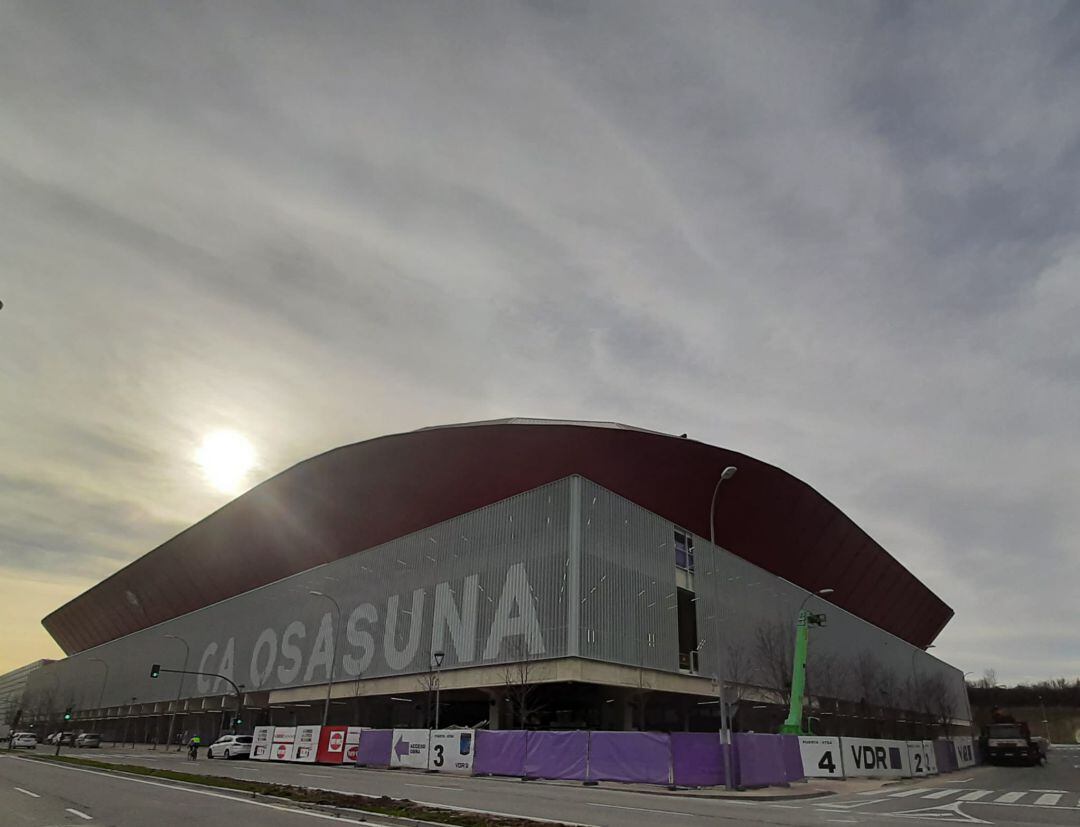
<box><xmin>23</xmin><ymin>420</ymin><xmax>972</xmax><ymax>743</ymax></box>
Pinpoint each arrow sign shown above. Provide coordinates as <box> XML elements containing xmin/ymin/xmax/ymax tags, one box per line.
<box><xmin>394</xmin><ymin>735</ymin><xmax>411</xmax><ymax>758</ymax></box>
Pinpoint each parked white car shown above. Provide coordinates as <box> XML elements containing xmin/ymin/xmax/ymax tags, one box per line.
<box><xmin>207</xmin><ymin>734</ymin><xmax>252</xmax><ymax>759</ymax></box>
<box><xmin>11</xmin><ymin>732</ymin><xmax>38</xmax><ymax>749</ymax></box>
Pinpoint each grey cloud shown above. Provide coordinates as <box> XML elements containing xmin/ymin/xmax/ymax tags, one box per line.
<box><xmin>1</xmin><ymin>0</ymin><xmax>1078</xmax><ymax>681</ymax></box>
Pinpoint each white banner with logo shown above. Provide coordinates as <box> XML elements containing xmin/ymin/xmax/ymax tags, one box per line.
<box><xmin>429</xmin><ymin>730</ymin><xmax>475</xmax><ymax>774</ymax></box>
<box><xmin>798</xmin><ymin>736</ymin><xmax>844</xmax><ymax>778</ymax></box>
<box><xmin>953</xmin><ymin>736</ymin><xmax>976</xmax><ymax>769</ymax></box>
<box><xmin>294</xmin><ymin>725</ymin><xmax>321</xmax><ymax>763</ymax></box>
<box><xmin>390</xmin><ymin>728</ymin><xmax>430</xmax><ymax>770</ymax></box>
<box><xmin>251</xmin><ymin>726</ymin><xmax>274</xmax><ymax>760</ymax></box>
<box><xmin>840</xmin><ymin>737</ymin><xmax>911</xmax><ymax>778</ymax></box>
<box><xmin>907</xmin><ymin>740</ymin><xmax>937</xmax><ymax>776</ymax></box>
<box><xmin>344</xmin><ymin>727</ymin><xmax>363</xmax><ymax>764</ymax></box>
<box><xmin>271</xmin><ymin>742</ymin><xmax>296</xmax><ymax>762</ymax></box>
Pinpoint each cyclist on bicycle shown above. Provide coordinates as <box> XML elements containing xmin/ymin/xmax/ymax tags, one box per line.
<box><xmin>187</xmin><ymin>735</ymin><xmax>201</xmax><ymax>760</ymax></box>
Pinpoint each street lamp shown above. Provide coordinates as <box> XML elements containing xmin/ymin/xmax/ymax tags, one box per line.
<box><xmin>163</xmin><ymin>634</ymin><xmax>190</xmax><ymax>751</ymax></box>
<box><xmin>1038</xmin><ymin>695</ymin><xmax>1050</xmax><ymax>743</ymax></box>
<box><xmin>708</xmin><ymin>464</ymin><xmax>737</xmax><ymax>790</ymax></box>
<box><xmin>309</xmin><ymin>591</ymin><xmax>342</xmax><ymax>727</ymax></box>
<box><xmin>432</xmin><ymin>650</ymin><xmax>445</xmax><ymax>730</ymax></box>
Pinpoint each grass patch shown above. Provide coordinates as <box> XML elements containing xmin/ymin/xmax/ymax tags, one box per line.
<box><xmin>27</xmin><ymin>754</ymin><xmax>566</xmax><ymax>826</ymax></box>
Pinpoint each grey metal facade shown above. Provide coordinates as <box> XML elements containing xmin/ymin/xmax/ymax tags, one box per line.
<box><xmin>27</xmin><ymin>475</ymin><xmax>968</xmax><ymax>722</ymax></box>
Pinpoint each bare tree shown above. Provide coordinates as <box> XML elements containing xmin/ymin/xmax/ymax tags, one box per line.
<box><xmin>415</xmin><ymin>670</ymin><xmax>438</xmax><ymax>728</ymax></box>
<box><xmin>808</xmin><ymin>651</ymin><xmax>850</xmax><ymax>715</ymax></box>
<box><xmin>979</xmin><ymin>668</ymin><xmax>997</xmax><ymax>690</ymax></box>
<box><xmin>753</xmin><ymin>618</ymin><xmax>794</xmax><ymax>705</ymax></box>
<box><xmin>925</xmin><ymin>673</ymin><xmax>957</xmax><ymax>737</ymax></box>
<box><xmin>500</xmin><ymin>639</ymin><xmax>542</xmax><ymax>729</ymax></box>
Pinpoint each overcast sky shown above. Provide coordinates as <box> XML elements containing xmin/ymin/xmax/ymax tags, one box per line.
<box><xmin>1</xmin><ymin>1</ymin><xmax>1077</xmax><ymax>683</ymax></box>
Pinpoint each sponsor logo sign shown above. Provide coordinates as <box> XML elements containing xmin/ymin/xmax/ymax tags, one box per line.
<box><xmin>252</xmin><ymin>726</ymin><xmax>274</xmax><ymax>761</ymax></box>
<box><xmin>953</xmin><ymin>736</ymin><xmax>976</xmax><ymax>769</ymax></box>
<box><xmin>840</xmin><ymin>737</ymin><xmax>911</xmax><ymax>779</ymax></box>
<box><xmin>294</xmin><ymin>725</ymin><xmax>321</xmax><ymax>763</ymax></box>
<box><xmin>272</xmin><ymin>742</ymin><xmax>296</xmax><ymax>762</ymax></box>
<box><xmin>798</xmin><ymin>736</ymin><xmax>844</xmax><ymax>778</ymax></box>
<box><xmin>429</xmin><ymin>729</ymin><xmax>475</xmax><ymax>774</ymax></box>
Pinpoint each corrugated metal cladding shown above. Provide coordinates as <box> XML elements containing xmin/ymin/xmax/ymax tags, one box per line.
<box><xmin>576</xmin><ymin>483</ymin><xmax>968</xmax><ymax>717</ymax></box>
<box><xmin>27</xmin><ymin>479</ymin><xmax>574</xmax><ymax>711</ymax></box>
<box><xmin>44</xmin><ymin>422</ymin><xmax>952</xmax><ymax>655</ymax></box>
<box><xmin>28</xmin><ymin>476</ymin><xmax>966</xmax><ymax>718</ymax></box>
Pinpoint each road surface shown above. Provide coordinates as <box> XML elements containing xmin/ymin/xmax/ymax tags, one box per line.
<box><xmin>2</xmin><ymin>744</ymin><xmax>1079</xmax><ymax>825</ymax></box>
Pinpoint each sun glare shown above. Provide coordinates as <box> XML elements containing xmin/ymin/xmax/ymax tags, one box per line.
<box><xmin>196</xmin><ymin>430</ymin><xmax>256</xmax><ymax>494</ymax></box>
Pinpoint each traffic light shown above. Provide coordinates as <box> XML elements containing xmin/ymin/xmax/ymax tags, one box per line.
<box><xmin>150</xmin><ymin>663</ymin><xmax>161</xmax><ymax>678</ymax></box>
<box><xmin>234</xmin><ymin>717</ymin><xmax>242</xmax><ymax>726</ymax></box>
<box><xmin>63</xmin><ymin>707</ymin><xmax>73</xmax><ymax>721</ymax></box>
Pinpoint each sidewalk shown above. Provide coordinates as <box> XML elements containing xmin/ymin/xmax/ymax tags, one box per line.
<box><xmin>83</xmin><ymin>744</ymin><xmax>904</xmax><ymax>801</ymax></box>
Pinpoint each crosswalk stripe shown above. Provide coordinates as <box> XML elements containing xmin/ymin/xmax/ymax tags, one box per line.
<box><xmin>889</xmin><ymin>788</ymin><xmax>934</xmax><ymax>797</ymax></box>
<box><xmin>923</xmin><ymin>789</ymin><xmax>960</xmax><ymax>799</ymax></box>
<box><xmin>955</xmin><ymin>790</ymin><xmax>992</xmax><ymax>801</ymax></box>
<box><xmin>1033</xmin><ymin>793</ymin><xmax>1061</xmax><ymax>805</ymax></box>
<box><xmin>994</xmin><ymin>791</ymin><xmax>1024</xmax><ymax>803</ymax></box>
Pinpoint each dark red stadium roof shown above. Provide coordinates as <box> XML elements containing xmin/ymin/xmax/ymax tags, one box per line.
<box><xmin>42</xmin><ymin>420</ymin><xmax>952</xmax><ymax>653</ymax></box>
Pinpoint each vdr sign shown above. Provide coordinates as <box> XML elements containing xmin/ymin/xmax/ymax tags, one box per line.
<box><xmin>841</xmin><ymin>737</ymin><xmax>911</xmax><ymax>778</ymax></box>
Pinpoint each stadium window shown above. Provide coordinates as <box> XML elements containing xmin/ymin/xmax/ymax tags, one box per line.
<box><xmin>674</xmin><ymin>529</ymin><xmax>694</xmax><ymax>573</ymax></box>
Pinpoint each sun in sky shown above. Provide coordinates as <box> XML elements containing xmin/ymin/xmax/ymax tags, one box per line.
<box><xmin>195</xmin><ymin>430</ymin><xmax>256</xmax><ymax>494</ymax></box>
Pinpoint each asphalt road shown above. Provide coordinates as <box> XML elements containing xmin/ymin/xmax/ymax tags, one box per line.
<box><xmin>3</xmin><ymin>744</ymin><xmax>1079</xmax><ymax>826</ymax></box>
<box><xmin>0</xmin><ymin>750</ymin><xmax>393</xmax><ymax>826</ymax></box>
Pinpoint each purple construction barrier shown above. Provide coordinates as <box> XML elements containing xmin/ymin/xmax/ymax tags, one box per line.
<box><xmin>733</xmin><ymin>733</ymin><xmax>788</xmax><ymax>788</ymax></box>
<box><xmin>588</xmin><ymin>732</ymin><xmax>670</xmax><ymax>785</ymax></box>
<box><xmin>934</xmin><ymin>739</ymin><xmax>957</xmax><ymax>773</ymax></box>
<box><xmin>670</xmin><ymin>732</ymin><xmax>725</xmax><ymax>787</ymax></box>
<box><xmin>779</xmin><ymin>735</ymin><xmax>804</xmax><ymax>782</ymax></box>
<box><xmin>355</xmin><ymin>729</ymin><xmax>393</xmax><ymax>767</ymax></box>
<box><xmin>524</xmin><ymin>731</ymin><xmax>588</xmax><ymax>781</ymax></box>
<box><xmin>473</xmin><ymin>730</ymin><xmax>527</xmax><ymax>777</ymax></box>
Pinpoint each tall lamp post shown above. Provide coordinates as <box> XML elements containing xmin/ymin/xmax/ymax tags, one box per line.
<box><xmin>1038</xmin><ymin>695</ymin><xmax>1050</xmax><ymax>743</ymax></box>
<box><xmin>708</xmin><ymin>464</ymin><xmax>738</xmax><ymax>790</ymax></box>
<box><xmin>432</xmin><ymin>650</ymin><xmax>445</xmax><ymax>730</ymax></box>
<box><xmin>163</xmin><ymin>634</ymin><xmax>190</xmax><ymax>750</ymax></box>
<box><xmin>309</xmin><ymin>591</ymin><xmax>342</xmax><ymax>727</ymax></box>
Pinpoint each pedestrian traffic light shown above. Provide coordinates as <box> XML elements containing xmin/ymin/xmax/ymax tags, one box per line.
<box><xmin>63</xmin><ymin>707</ymin><xmax>73</xmax><ymax>721</ymax></box>
<box><xmin>150</xmin><ymin>663</ymin><xmax>161</xmax><ymax>678</ymax></box>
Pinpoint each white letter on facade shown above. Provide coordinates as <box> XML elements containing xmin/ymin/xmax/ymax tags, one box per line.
<box><xmin>277</xmin><ymin>620</ymin><xmax>306</xmax><ymax>685</ymax></box>
<box><xmin>197</xmin><ymin>642</ymin><xmax>218</xmax><ymax>694</ymax></box>
<box><xmin>215</xmin><ymin>637</ymin><xmax>235</xmax><ymax>693</ymax></box>
<box><xmin>342</xmin><ymin>603</ymin><xmax>377</xmax><ymax>676</ymax></box>
<box><xmin>482</xmin><ymin>563</ymin><xmax>546</xmax><ymax>660</ymax></box>
<box><xmin>384</xmin><ymin>588</ymin><xmax>425</xmax><ymax>671</ymax></box>
<box><xmin>432</xmin><ymin>575</ymin><xmax>479</xmax><ymax>665</ymax></box>
<box><xmin>304</xmin><ymin>612</ymin><xmax>335</xmax><ymax>682</ymax></box>
<box><xmin>250</xmin><ymin>628</ymin><xmax>277</xmax><ymax>688</ymax></box>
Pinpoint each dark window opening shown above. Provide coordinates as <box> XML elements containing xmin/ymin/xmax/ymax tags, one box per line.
<box><xmin>677</xmin><ymin>587</ymin><xmax>698</xmax><ymax>671</ymax></box>
<box><xmin>674</xmin><ymin>529</ymin><xmax>694</xmax><ymax>572</ymax></box>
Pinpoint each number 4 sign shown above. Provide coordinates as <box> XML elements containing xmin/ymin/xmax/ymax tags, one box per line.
<box><xmin>799</xmin><ymin>736</ymin><xmax>845</xmax><ymax>778</ymax></box>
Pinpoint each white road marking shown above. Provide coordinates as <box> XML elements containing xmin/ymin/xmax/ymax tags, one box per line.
<box><xmin>889</xmin><ymin>788</ymin><xmax>933</xmax><ymax>797</ymax></box>
<box><xmin>14</xmin><ymin>786</ymin><xmax>40</xmax><ymax>797</ymax></box>
<box><xmin>923</xmin><ymin>788</ymin><xmax>960</xmax><ymax>799</ymax></box>
<box><xmin>1033</xmin><ymin>793</ymin><xmax>1061</xmax><ymax>805</ymax></box>
<box><xmin>66</xmin><ymin>808</ymin><xmax>93</xmax><ymax>820</ymax></box>
<box><xmin>10</xmin><ymin>757</ymin><xmax>387</xmax><ymax>825</ymax></box>
<box><xmin>942</xmin><ymin>777</ymin><xmax>974</xmax><ymax>783</ymax></box>
<box><xmin>588</xmin><ymin>802</ymin><xmax>696</xmax><ymax>817</ymax></box>
<box><xmin>768</xmin><ymin>803</ymin><xmax>798</xmax><ymax>809</ymax></box>
<box><xmin>300</xmin><ymin>773</ymin><xmax>334</xmax><ymax>779</ymax></box>
<box><xmin>956</xmin><ymin>790</ymin><xmax>992</xmax><ymax>801</ymax></box>
<box><xmin>993</xmin><ymin>791</ymin><xmax>1024</xmax><ymax>803</ymax></box>
<box><xmin>404</xmin><ymin>782</ymin><xmax>464</xmax><ymax>791</ymax></box>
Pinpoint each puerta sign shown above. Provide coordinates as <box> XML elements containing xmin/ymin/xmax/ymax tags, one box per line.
<box><xmin>191</xmin><ymin>562</ymin><xmax>550</xmax><ymax>696</ymax></box>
